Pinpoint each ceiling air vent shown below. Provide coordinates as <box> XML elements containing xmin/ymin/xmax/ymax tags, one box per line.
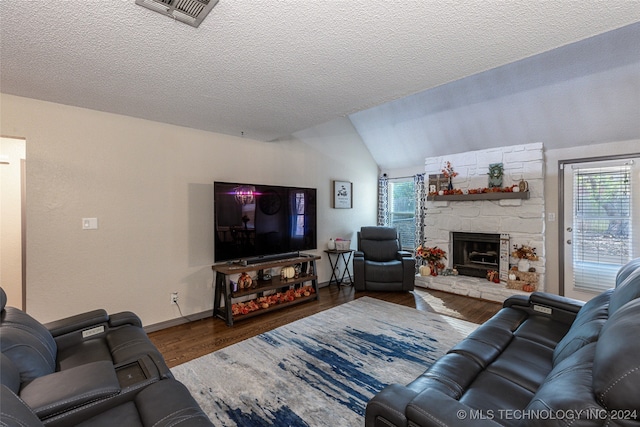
<box><xmin>135</xmin><ymin>0</ymin><xmax>219</xmax><ymax>28</ymax></box>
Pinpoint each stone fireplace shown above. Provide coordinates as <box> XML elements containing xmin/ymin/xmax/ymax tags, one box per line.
<box><xmin>416</xmin><ymin>143</ymin><xmax>546</xmax><ymax>301</ymax></box>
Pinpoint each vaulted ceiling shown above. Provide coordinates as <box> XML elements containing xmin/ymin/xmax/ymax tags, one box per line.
<box><xmin>1</xmin><ymin>1</ymin><xmax>639</xmax><ymax>170</ymax></box>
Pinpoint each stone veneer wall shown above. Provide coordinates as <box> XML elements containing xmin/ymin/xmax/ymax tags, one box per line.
<box><xmin>423</xmin><ymin>142</ymin><xmax>546</xmax><ymax>290</ymax></box>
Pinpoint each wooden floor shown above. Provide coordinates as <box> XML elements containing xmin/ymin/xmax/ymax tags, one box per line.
<box><xmin>148</xmin><ymin>286</ymin><xmax>501</xmax><ymax>368</ymax></box>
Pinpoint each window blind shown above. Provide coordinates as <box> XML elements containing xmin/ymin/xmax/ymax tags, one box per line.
<box><xmin>572</xmin><ymin>161</ymin><xmax>632</xmax><ymax>292</ymax></box>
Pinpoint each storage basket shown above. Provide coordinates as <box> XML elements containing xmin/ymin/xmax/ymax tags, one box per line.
<box><xmin>335</xmin><ymin>239</ymin><xmax>351</xmax><ymax>250</ymax></box>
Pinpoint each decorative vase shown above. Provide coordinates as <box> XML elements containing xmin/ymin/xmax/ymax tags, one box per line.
<box><xmin>518</xmin><ymin>259</ymin><xmax>530</xmax><ymax>272</ymax></box>
<box><xmin>430</xmin><ymin>262</ymin><xmax>439</xmax><ymax>276</ymax></box>
<box><xmin>328</xmin><ymin>238</ymin><xmax>336</xmax><ymax>250</ymax></box>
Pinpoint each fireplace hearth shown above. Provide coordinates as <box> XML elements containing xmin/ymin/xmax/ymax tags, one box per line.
<box><xmin>452</xmin><ymin>232</ymin><xmax>501</xmax><ymax>278</ymax></box>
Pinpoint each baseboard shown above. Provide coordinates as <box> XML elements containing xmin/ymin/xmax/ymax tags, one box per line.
<box><xmin>144</xmin><ymin>281</ymin><xmax>332</xmax><ymax>333</ymax></box>
<box><xmin>144</xmin><ymin>309</ymin><xmax>212</xmax><ymax>333</ymax></box>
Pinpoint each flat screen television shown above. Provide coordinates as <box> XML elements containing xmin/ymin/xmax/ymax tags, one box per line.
<box><xmin>214</xmin><ymin>181</ymin><xmax>317</xmax><ymax>263</ymax></box>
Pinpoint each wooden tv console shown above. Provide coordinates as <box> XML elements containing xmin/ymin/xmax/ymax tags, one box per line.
<box><xmin>212</xmin><ymin>253</ymin><xmax>320</xmax><ymax>326</ymax></box>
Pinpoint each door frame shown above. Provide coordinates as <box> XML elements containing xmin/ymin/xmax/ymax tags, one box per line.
<box><xmin>558</xmin><ymin>152</ymin><xmax>640</xmax><ymax>296</ymax></box>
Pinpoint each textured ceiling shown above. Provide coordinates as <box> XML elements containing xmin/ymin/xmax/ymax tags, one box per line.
<box><xmin>1</xmin><ymin>1</ymin><xmax>640</xmax><ymax>168</ymax></box>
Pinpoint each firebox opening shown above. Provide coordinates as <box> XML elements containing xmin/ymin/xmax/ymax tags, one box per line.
<box><xmin>452</xmin><ymin>232</ymin><xmax>501</xmax><ymax>278</ymax></box>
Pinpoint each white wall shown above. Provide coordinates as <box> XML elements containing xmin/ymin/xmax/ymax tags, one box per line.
<box><xmin>543</xmin><ymin>139</ymin><xmax>640</xmax><ymax>295</ymax></box>
<box><xmin>0</xmin><ymin>94</ymin><xmax>378</xmax><ymax>326</ymax></box>
<box><xmin>0</xmin><ymin>137</ymin><xmax>26</xmax><ymax>309</ymax></box>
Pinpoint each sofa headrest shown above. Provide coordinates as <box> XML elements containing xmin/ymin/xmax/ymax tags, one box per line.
<box><xmin>593</xmin><ymin>298</ymin><xmax>640</xmax><ymax>411</ymax></box>
<box><xmin>609</xmin><ymin>267</ymin><xmax>640</xmax><ymax>315</ymax></box>
<box><xmin>1</xmin><ymin>287</ymin><xmax>7</xmax><ymax>312</ymax></box>
<box><xmin>360</xmin><ymin>226</ymin><xmax>399</xmax><ymax>241</ymax></box>
<box><xmin>359</xmin><ymin>227</ymin><xmax>400</xmax><ymax>262</ymax></box>
<box><xmin>616</xmin><ymin>257</ymin><xmax>640</xmax><ymax>286</ymax></box>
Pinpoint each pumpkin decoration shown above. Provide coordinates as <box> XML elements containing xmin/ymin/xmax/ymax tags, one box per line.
<box><xmin>281</xmin><ymin>266</ymin><xmax>296</xmax><ymax>280</ymax></box>
<box><xmin>508</xmin><ymin>273</ymin><xmax>517</xmax><ymax>281</ymax></box>
<box><xmin>522</xmin><ymin>284</ymin><xmax>535</xmax><ymax>292</ymax></box>
<box><xmin>238</xmin><ymin>272</ymin><xmax>253</xmax><ymax>289</ymax></box>
<box><xmin>419</xmin><ymin>265</ymin><xmax>431</xmax><ymax>276</ymax></box>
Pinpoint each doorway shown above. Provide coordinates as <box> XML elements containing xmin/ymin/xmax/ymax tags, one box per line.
<box><xmin>0</xmin><ymin>137</ymin><xmax>26</xmax><ymax>309</ymax></box>
<box><xmin>560</xmin><ymin>154</ymin><xmax>639</xmax><ymax>300</ymax></box>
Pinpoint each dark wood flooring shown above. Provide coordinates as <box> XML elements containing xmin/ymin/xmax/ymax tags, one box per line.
<box><xmin>148</xmin><ymin>286</ymin><xmax>501</xmax><ymax>368</ymax></box>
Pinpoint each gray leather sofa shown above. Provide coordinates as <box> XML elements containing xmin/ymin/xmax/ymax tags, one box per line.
<box><xmin>0</xmin><ymin>288</ymin><xmax>213</xmax><ymax>426</ymax></box>
<box><xmin>353</xmin><ymin>226</ymin><xmax>415</xmax><ymax>291</ymax></box>
<box><xmin>365</xmin><ymin>258</ymin><xmax>640</xmax><ymax>427</ymax></box>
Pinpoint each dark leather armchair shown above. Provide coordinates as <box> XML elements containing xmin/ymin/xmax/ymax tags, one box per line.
<box><xmin>353</xmin><ymin>226</ymin><xmax>415</xmax><ymax>291</ymax></box>
<box><xmin>0</xmin><ymin>287</ymin><xmax>213</xmax><ymax>426</ymax></box>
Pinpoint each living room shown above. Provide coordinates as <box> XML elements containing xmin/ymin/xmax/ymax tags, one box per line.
<box><xmin>1</xmin><ymin>2</ymin><xmax>640</xmax><ymax>426</ymax></box>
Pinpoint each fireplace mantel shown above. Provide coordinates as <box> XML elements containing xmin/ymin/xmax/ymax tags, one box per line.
<box><xmin>427</xmin><ymin>190</ymin><xmax>529</xmax><ymax>202</ymax></box>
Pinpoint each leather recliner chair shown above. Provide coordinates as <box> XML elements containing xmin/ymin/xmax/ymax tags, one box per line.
<box><xmin>0</xmin><ymin>288</ymin><xmax>213</xmax><ymax>426</ymax></box>
<box><xmin>353</xmin><ymin>226</ymin><xmax>415</xmax><ymax>291</ymax></box>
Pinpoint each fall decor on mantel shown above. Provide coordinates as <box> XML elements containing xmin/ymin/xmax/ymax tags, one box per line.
<box><xmin>441</xmin><ymin>161</ymin><xmax>459</xmax><ymax>191</ymax></box>
<box><xmin>428</xmin><ymin>185</ymin><xmax>529</xmax><ymax>198</ymax></box>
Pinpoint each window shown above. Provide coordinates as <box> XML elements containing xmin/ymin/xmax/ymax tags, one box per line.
<box><xmin>388</xmin><ymin>179</ymin><xmax>415</xmax><ymax>250</ymax></box>
<box><xmin>570</xmin><ymin>160</ymin><xmax>635</xmax><ymax>292</ymax></box>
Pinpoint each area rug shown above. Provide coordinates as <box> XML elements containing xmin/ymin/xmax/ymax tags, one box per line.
<box><xmin>171</xmin><ymin>297</ymin><xmax>478</xmax><ymax>426</ymax></box>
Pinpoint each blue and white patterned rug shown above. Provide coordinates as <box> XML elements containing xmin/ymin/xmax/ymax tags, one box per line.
<box><xmin>171</xmin><ymin>296</ymin><xmax>477</xmax><ymax>426</ymax></box>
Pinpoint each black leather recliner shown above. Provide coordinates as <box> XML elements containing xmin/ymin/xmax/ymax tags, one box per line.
<box><xmin>0</xmin><ymin>288</ymin><xmax>213</xmax><ymax>426</ymax></box>
<box><xmin>353</xmin><ymin>226</ymin><xmax>415</xmax><ymax>291</ymax></box>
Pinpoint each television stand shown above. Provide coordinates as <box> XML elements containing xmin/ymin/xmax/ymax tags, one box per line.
<box><xmin>212</xmin><ymin>253</ymin><xmax>320</xmax><ymax>326</ymax></box>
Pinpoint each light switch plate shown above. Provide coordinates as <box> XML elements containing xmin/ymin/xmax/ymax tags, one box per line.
<box><xmin>82</xmin><ymin>218</ymin><xmax>98</xmax><ymax>230</ymax></box>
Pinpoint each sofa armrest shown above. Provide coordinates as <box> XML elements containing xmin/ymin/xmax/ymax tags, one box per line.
<box><xmin>502</xmin><ymin>294</ymin><xmax>530</xmax><ymax>308</ymax></box>
<box><xmin>44</xmin><ymin>309</ymin><xmax>109</xmax><ymax>337</ymax></box>
<box><xmin>109</xmin><ymin>311</ymin><xmax>143</xmax><ymax>328</ymax></box>
<box><xmin>365</xmin><ymin>383</ymin><xmax>418</xmax><ymax>427</ymax></box>
<box><xmin>398</xmin><ymin>250</ymin><xmax>413</xmax><ymax>259</ymax></box>
<box><xmin>504</xmin><ymin>292</ymin><xmax>584</xmax><ymax>314</ymax></box>
<box><xmin>504</xmin><ymin>291</ymin><xmax>585</xmax><ymax>326</ymax></box>
<box><xmin>19</xmin><ymin>361</ymin><xmax>120</xmax><ymax>419</ymax></box>
<box><xmin>529</xmin><ymin>292</ymin><xmax>584</xmax><ymax>313</ymax></box>
<box><xmin>406</xmin><ymin>389</ymin><xmax>503</xmax><ymax>427</ymax></box>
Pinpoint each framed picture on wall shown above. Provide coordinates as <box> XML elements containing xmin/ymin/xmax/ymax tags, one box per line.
<box><xmin>332</xmin><ymin>180</ymin><xmax>352</xmax><ymax>209</ymax></box>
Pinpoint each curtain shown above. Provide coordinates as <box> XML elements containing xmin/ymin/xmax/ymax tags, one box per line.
<box><xmin>414</xmin><ymin>173</ymin><xmax>426</xmax><ymax>269</ymax></box>
<box><xmin>377</xmin><ymin>175</ymin><xmax>389</xmax><ymax>226</ymax></box>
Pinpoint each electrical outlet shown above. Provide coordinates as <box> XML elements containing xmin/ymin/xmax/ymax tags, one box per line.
<box><xmin>170</xmin><ymin>292</ymin><xmax>178</xmax><ymax>305</ymax></box>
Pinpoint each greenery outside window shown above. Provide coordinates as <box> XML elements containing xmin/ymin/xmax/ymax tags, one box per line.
<box><xmin>388</xmin><ymin>179</ymin><xmax>416</xmax><ymax>250</ymax></box>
